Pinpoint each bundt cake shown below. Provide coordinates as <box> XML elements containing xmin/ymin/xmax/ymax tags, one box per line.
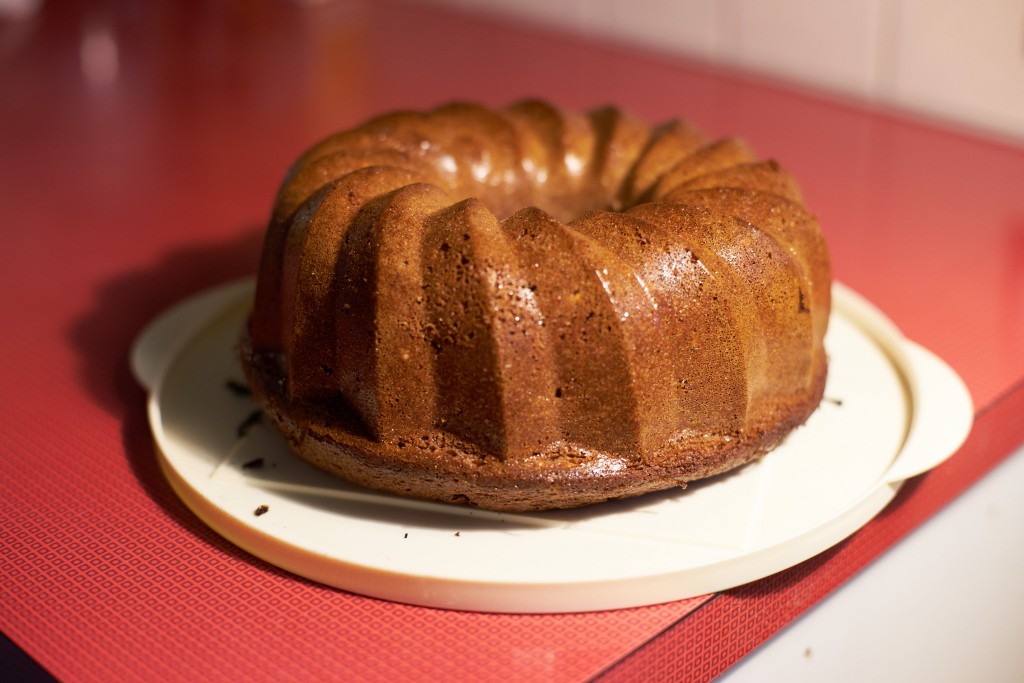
<box><xmin>240</xmin><ymin>100</ymin><xmax>831</xmax><ymax>512</ymax></box>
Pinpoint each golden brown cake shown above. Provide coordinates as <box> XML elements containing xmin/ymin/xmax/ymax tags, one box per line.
<box><xmin>240</xmin><ymin>100</ymin><xmax>831</xmax><ymax>512</ymax></box>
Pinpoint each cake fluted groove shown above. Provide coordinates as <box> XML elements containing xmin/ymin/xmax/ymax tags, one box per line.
<box><xmin>571</xmin><ymin>208</ymin><xmax>753</xmax><ymax>435</ymax></box>
<box><xmin>665</xmin><ymin>186</ymin><xmax>831</xmax><ymax>368</ymax></box>
<box><xmin>331</xmin><ymin>183</ymin><xmax>452</xmax><ymax>442</ymax></box>
<box><xmin>281</xmin><ymin>166</ymin><xmax>422</xmax><ymax>398</ymax></box>
<box><xmin>650</xmin><ymin>138</ymin><xmax>756</xmax><ymax>200</ymax></box>
<box><xmin>673</xmin><ymin>159</ymin><xmax>804</xmax><ymax>203</ymax></box>
<box><xmin>502</xmin><ymin>207</ymin><xmax>676</xmax><ymax>461</ymax></box>
<box><xmin>628</xmin><ymin>201</ymin><xmax>810</xmax><ymax>411</ymax></box>
<box><xmin>421</xmin><ymin>198</ymin><xmax>561</xmax><ymax>461</ymax></box>
<box><xmin>273</xmin><ymin>148</ymin><xmax>443</xmax><ymax>224</ymax></box>
<box><xmin>623</xmin><ymin>119</ymin><xmax>709</xmax><ymax>206</ymax></box>
<box><xmin>586</xmin><ymin>106</ymin><xmax>651</xmax><ymax>211</ymax></box>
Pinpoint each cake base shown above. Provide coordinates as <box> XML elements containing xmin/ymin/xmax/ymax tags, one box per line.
<box><xmin>240</xmin><ymin>336</ymin><xmax>826</xmax><ymax>512</ymax></box>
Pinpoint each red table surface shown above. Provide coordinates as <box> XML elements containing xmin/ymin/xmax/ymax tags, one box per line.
<box><xmin>2</xmin><ymin>1</ymin><xmax>1023</xmax><ymax>681</ymax></box>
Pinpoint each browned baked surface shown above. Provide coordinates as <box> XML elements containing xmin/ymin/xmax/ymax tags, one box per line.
<box><xmin>241</xmin><ymin>100</ymin><xmax>831</xmax><ymax>512</ymax></box>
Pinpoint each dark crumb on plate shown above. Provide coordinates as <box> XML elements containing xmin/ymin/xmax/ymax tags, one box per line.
<box><xmin>254</xmin><ymin>504</ymin><xmax>269</xmax><ymax>517</ymax></box>
<box><xmin>237</xmin><ymin>410</ymin><xmax>262</xmax><ymax>437</ymax></box>
<box><xmin>824</xmin><ymin>396</ymin><xmax>843</xmax><ymax>406</ymax></box>
<box><xmin>454</xmin><ymin>531</ymin><xmax>461</xmax><ymax>537</ymax></box>
<box><xmin>404</xmin><ymin>533</ymin><xmax>408</xmax><ymax>539</ymax></box>
<box><xmin>225</xmin><ymin>379</ymin><xmax>251</xmax><ymax>396</ymax></box>
<box><xmin>242</xmin><ymin>457</ymin><xmax>265</xmax><ymax>470</ymax></box>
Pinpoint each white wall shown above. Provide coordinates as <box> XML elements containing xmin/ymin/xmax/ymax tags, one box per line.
<box><xmin>416</xmin><ymin>0</ymin><xmax>1024</xmax><ymax>145</ymax></box>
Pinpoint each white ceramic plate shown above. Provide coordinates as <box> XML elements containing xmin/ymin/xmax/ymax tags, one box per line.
<box><xmin>132</xmin><ymin>279</ymin><xmax>972</xmax><ymax>613</ymax></box>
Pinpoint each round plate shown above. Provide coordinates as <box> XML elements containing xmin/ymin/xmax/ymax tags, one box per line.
<box><xmin>132</xmin><ymin>280</ymin><xmax>972</xmax><ymax>613</ymax></box>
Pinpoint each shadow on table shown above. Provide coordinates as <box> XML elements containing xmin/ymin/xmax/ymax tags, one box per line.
<box><xmin>64</xmin><ymin>227</ymin><xmax>323</xmax><ymax>585</ymax></box>
<box><xmin>68</xmin><ymin>227</ymin><xmax>263</xmax><ymax>417</ymax></box>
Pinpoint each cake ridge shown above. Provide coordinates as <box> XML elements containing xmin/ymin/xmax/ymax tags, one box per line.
<box><xmin>503</xmin><ymin>206</ymin><xmax>675</xmax><ymax>461</ymax></box>
<box><xmin>622</xmin><ymin>118</ymin><xmax>709</xmax><ymax>206</ymax></box>
<box><xmin>281</xmin><ymin>165</ymin><xmax>422</xmax><ymax>398</ymax></box>
<box><xmin>421</xmin><ymin>197</ymin><xmax>561</xmax><ymax>460</ymax></box>
<box><xmin>651</xmin><ymin>137</ymin><xmax>756</xmax><ymax>200</ymax></box>
<box><xmin>666</xmin><ymin>186</ymin><xmax>831</xmax><ymax>361</ymax></box>
<box><xmin>629</xmin><ymin>201</ymin><xmax>810</xmax><ymax>409</ymax></box>
<box><xmin>332</xmin><ymin>182</ymin><xmax>452</xmax><ymax>442</ymax></box>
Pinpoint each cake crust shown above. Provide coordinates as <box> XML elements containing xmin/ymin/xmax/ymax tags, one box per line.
<box><xmin>240</xmin><ymin>100</ymin><xmax>831</xmax><ymax>512</ymax></box>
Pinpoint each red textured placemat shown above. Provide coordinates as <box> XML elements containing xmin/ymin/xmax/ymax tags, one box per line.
<box><xmin>3</xmin><ymin>2</ymin><xmax>1024</xmax><ymax>681</ymax></box>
